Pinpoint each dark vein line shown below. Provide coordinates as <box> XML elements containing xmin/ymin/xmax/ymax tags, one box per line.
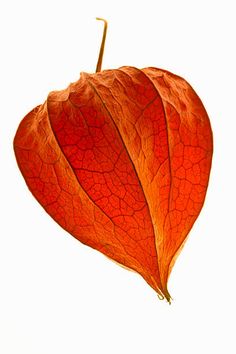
<box><xmin>46</xmin><ymin>98</ymin><xmax>118</xmax><ymax>227</ymax></box>
<box><xmin>87</xmin><ymin>74</ymin><xmax>165</xmax><ymax>291</ymax></box>
<box><xmin>139</xmin><ymin>68</ymin><xmax>173</xmax><ymax>222</ymax></box>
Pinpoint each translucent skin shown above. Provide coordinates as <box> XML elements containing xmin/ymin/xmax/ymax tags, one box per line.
<box><xmin>14</xmin><ymin>66</ymin><xmax>213</xmax><ymax>301</ymax></box>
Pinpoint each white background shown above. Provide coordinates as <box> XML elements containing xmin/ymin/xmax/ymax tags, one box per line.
<box><xmin>1</xmin><ymin>0</ymin><xmax>236</xmax><ymax>353</ymax></box>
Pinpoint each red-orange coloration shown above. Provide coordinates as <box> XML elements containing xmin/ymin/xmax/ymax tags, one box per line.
<box><xmin>13</xmin><ymin>21</ymin><xmax>213</xmax><ymax>302</ymax></box>
<box><xmin>14</xmin><ymin>67</ymin><xmax>213</xmax><ymax>301</ymax></box>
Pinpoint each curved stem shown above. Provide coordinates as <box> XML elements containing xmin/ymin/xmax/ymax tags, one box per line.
<box><xmin>96</xmin><ymin>18</ymin><xmax>108</xmax><ymax>72</ymax></box>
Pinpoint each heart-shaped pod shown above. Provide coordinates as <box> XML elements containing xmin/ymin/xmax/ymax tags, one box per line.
<box><xmin>14</xmin><ymin>65</ymin><xmax>213</xmax><ymax>301</ymax></box>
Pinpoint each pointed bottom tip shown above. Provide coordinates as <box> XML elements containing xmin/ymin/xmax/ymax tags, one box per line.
<box><xmin>157</xmin><ymin>289</ymin><xmax>172</xmax><ymax>304</ymax></box>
